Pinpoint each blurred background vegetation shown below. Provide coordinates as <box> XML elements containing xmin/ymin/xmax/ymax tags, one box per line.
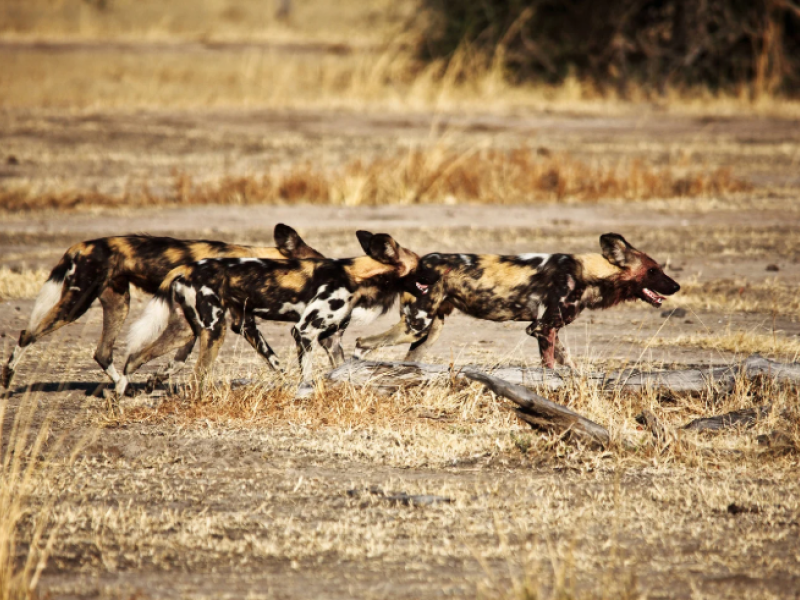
<box><xmin>416</xmin><ymin>0</ymin><xmax>800</xmax><ymax>99</ymax></box>
<box><xmin>1</xmin><ymin>0</ymin><xmax>799</xmax><ymax>108</ymax></box>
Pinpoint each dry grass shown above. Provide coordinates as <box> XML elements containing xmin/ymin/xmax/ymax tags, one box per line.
<box><xmin>673</xmin><ymin>278</ymin><xmax>800</xmax><ymax>319</ymax></box>
<box><xmin>650</xmin><ymin>330</ymin><xmax>800</xmax><ymax>360</ymax></box>
<box><xmin>0</xmin><ymin>390</ymin><xmax>87</xmax><ymax>600</ymax></box>
<box><xmin>0</xmin><ymin>268</ymin><xmax>50</xmax><ymax>301</ymax></box>
<box><xmin>0</xmin><ymin>0</ymin><xmax>410</xmax><ymax>44</ymax></box>
<box><xmin>117</xmin><ymin>361</ymin><xmax>800</xmax><ymax>472</ymax></box>
<box><xmin>2</xmin><ymin>331</ymin><xmax>799</xmax><ymax>597</ymax></box>
<box><xmin>0</xmin><ymin>147</ymin><xmax>750</xmax><ymax>213</ymax></box>
<box><xmin>4</xmin><ymin>38</ymin><xmax>800</xmax><ymax>117</ymax></box>
<box><xmin>3</xmin><ymin>0</ymin><xmax>800</xmax><ymax>116</ymax></box>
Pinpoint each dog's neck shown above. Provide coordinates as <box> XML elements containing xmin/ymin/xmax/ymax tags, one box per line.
<box><xmin>573</xmin><ymin>253</ymin><xmax>635</xmax><ymax>311</ymax></box>
<box><xmin>573</xmin><ymin>253</ymin><xmax>623</xmax><ymax>282</ymax></box>
<box><xmin>345</xmin><ymin>256</ymin><xmax>405</xmax><ymax>283</ymax></box>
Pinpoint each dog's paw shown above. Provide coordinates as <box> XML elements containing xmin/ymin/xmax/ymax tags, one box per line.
<box><xmin>1</xmin><ymin>365</ymin><xmax>13</xmax><ymax>389</ymax></box>
<box><xmin>295</xmin><ymin>382</ymin><xmax>315</xmax><ymax>399</ymax></box>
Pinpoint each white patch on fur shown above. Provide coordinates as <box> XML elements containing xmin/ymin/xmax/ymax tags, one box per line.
<box><xmin>350</xmin><ymin>305</ymin><xmax>384</xmax><ymax>325</ymax></box>
<box><xmin>208</xmin><ymin>306</ymin><xmax>223</xmax><ymax>330</ymax></box>
<box><xmin>174</xmin><ymin>282</ymin><xmax>197</xmax><ymax>314</ymax></box>
<box><xmin>114</xmin><ymin>375</ymin><xmax>129</xmax><ymax>396</ymax></box>
<box><xmin>238</xmin><ymin>258</ymin><xmax>262</xmax><ymax>264</ymax></box>
<box><xmin>126</xmin><ymin>297</ymin><xmax>171</xmax><ymax>356</ymax></box>
<box><xmin>517</xmin><ymin>253</ymin><xmax>550</xmax><ymax>265</ymax></box>
<box><xmin>7</xmin><ymin>344</ymin><xmax>27</xmax><ymax>370</ymax></box>
<box><xmin>278</xmin><ymin>301</ymin><xmax>306</xmax><ymax>316</ymax></box>
<box><xmin>200</xmin><ymin>286</ymin><xmax>217</xmax><ymax>297</ymax></box>
<box><xmin>105</xmin><ymin>364</ymin><xmax>121</xmax><ymax>384</ymax></box>
<box><xmin>459</xmin><ymin>254</ymin><xmax>473</xmax><ymax>265</ymax></box>
<box><xmin>28</xmin><ymin>279</ymin><xmax>63</xmax><ymax>331</ymax></box>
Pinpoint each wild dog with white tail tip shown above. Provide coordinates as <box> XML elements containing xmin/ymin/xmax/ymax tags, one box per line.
<box><xmin>1</xmin><ymin>224</ymin><xmax>322</xmax><ymax>389</ymax></box>
<box><xmin>354</xmin><ymin>233</ymin><xmax>680</xmax><ymax>368</ymax></box>
<box><xmin>121</xmin><ymin>231</ymin><xmax>439</xmax><ymax>398</ymax></box>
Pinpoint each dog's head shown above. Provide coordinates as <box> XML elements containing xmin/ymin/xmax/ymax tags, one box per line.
<box><xmin>600</xmin><ymin>233</ymin><xmax>680</xmax><ymax>307</ymax></box>
<box><xmin>274</xmin><ymin>223</ymin><xmax>324</xmax><ymax>259</ymax></box>
<box><xmin>355</xmin><ymin>230</ymin><xmax>439</xmax><ymax>296</ymax></box>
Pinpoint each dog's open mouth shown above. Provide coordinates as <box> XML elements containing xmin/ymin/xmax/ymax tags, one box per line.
<box><xmin>415</xmin><ymin>281</ymin><xmax>430</xmax><ymax>295</ymax></box>
<box><xmin>641</xmin><ymin>288</ymin><xmax>665</xmax><ymax>307</ymax></box>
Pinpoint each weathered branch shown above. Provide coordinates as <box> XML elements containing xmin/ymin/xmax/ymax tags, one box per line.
<box><xmin>460</xmin><ymin>368</ymin><xmax>610</xmax><ymax>447</ymax></box>
<box><xmin>326</xmin><ymin>355</ymin><xmax>800</xmax><ymax>394</ymax></box>
<box><xmin>681</xmin><ymin>405</ymin><xmax>772</xmax><ymax>432</ymax></box>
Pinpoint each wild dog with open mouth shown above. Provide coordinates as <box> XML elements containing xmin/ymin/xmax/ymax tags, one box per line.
<box><xmin>1</xmin><ymin>224</ymin><xmax>322</xmax><ymax>390</ymax></box>
<box><xmin>354</xmin><ymin>233</ymin><xmax>680</xmax><ymax>368</ymax></box>
<box><xmin>121</xmin><ymin>231</ymin><xmax>439</xmax><ymax>398</ymax></box>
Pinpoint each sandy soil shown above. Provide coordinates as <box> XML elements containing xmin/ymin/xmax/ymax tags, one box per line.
<box><xmin>2</xmin><ymin>109</ymin><xmax>800</xmax><ymax>599</ymax></box>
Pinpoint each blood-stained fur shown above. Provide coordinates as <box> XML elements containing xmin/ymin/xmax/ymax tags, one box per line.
<box><xmin>354</xmin><ymin>233</ymin><xmax>680</xmax><ymax>368</ymax></box>
<box><xmin>1</xmin><ymin>224</ymin><xmax>322</xmax><ymax>389</ymax></box>
<box><xmin>120</xmin><ymin>231</ymin><xmax>439</xmax><ymax>398</ymax></box>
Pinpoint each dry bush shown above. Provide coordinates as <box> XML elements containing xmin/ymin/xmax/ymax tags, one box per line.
<box><xmin>119</xmin><ymin>362</ymin><xmax>800</xmax><ymax>472</ymax></box>
<box><xmin>673</xmin><ymin>278</ymin><xmax>800</xmax><ymax>318</ymax></box>
<box><xmin>650</xmin><ymin>330</ymin><xmax>800</xmax><ymax>360</ymax></box>
<box><xmin>0</xmin><ymin>148</ymin><xmax>750</xmax><ymax>213</ymax></box>
<box><xmin>0</xmin><ymin>269</ymin><xmax>50</xmax><ymax>301</ymax></box>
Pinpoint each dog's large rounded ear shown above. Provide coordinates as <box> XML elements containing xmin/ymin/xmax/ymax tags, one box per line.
<box><xmin>274</xmin><ymin>223</ymin><xmax>302</xmax><ymax>255</ymax></box>
<box><xmin>367</xmin><ymin>233</ymin><xmax>400</xmax><ymax>264</ymax></box>
<box><xmin>356</xmin><ymin>230</ymin><xmax>374</xmax><ymax>254</ymax></box>
<box><xmin>600</xmin><ymin>233</ymin><xmax>633</xmax><ymax>267</ymax></box>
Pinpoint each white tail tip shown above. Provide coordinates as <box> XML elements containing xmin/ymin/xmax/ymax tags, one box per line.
<box><xmin>28</xmin><ymin>279</ymin><xmax>63</xmax><ymax>332</ymax></box>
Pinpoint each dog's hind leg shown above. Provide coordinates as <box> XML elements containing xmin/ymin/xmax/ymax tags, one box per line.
<box><xmin>354</xmin><ymin>320</ymin><xmax>418</xmax><ymax>359</ymax></box>
<box><xmin>3</xmin><ymin>281</ymin><xmax>99</xmax><ymax>388</ymax></box>
<box><xmin>121</xmin><ymin>310</ymin><xmax>197</xmax><ymax>396</ymax></box>
<box><xmin>94</xmin><ymin>281</ymin><xmax>131</xmax><ymax>384</ymax></box>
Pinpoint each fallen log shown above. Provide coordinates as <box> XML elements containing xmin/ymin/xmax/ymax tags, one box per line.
<box><xmin>460</xmin><ymin>368</ymin><xmax>610</xmax><ymax>447</ymax></box>
<box><xmin>681</xmin><ymin>404</ymin><xmax>772</xmax><ymax>432</ymax></box>
<box><xmin>325</xmin><ymin>355</ymin><xmax>800</xmax><ymax>394</ymax></box>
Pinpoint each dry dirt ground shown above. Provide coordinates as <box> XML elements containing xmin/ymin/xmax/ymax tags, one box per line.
<box><xmin>2</xmin><ymin>109</ymin><xmax>800</xmax><ymax>599</ymax></box>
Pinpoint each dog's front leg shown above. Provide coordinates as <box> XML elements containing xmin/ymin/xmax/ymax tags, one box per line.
<box><xmin>293</xmin><ymin>293</ymin><xmax>349</xmax><ymax>397</ymax></box>
<box><xmin>291</xmin><ymin>325</ymin><xmax>316</xmax><ymax>398</ymax></box>
<box><xmin>526</xmin><ymin>321</ymin><xmax>557</xmax><ymax>369</ymax></box>
<box><xmin>553</xmin><ymin>332</ymin><xmax>576</xmax><ymax>369</ymax></box>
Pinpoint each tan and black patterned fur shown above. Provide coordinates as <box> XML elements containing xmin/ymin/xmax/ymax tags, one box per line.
<box><xmin>120</xmin><ymin>231</ymin><xmax>438</xmax><ymax>398</ymax></box>
<box><xmin>354</xmin><ymin>233</ymin><xmax>680</xmax><ymax>368</ymax></box>
<box><xmin>1</xmin><ymin>224</ymin><xmax>322</xmax><ymax>389</ymax></box>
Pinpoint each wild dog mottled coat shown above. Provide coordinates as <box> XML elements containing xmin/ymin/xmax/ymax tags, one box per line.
<box><xmin>1</xmin><ymin>224</ymin><xmax>321</xmax><ymax>389</ymax></box>
<box><xmin>354</xmin><ymin>233</ymin><xmax>680</xmax><ymax>368</ymax></box>
<box><xmin>122</xmin><ymin>231</ymin><xmax>438</xmax><ymax>397</ymax></box>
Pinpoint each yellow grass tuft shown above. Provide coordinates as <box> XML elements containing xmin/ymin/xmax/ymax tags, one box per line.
<box><xmin>0</xmin><ymin>269</ymin><xmax>50</xmax><ymax>300</ymax></box>
<box><xmin>650</xmin><ymin>330</ymin><xmax>800</xmax><ymax>359</ymax></box>
<box><xmin>0</xmin><ymin>148</ymin><xmax>750</xmax><ymax>213</ymax></box>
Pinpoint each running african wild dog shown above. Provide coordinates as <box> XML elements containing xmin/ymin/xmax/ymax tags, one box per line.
<box><xmin>1</xmin><ymin>224</ymin><xmax>323</xmax><ymax>390</ymax></box>
<box><xmin>354</xmin><ymin>233</ymin><xmax>680</xmax><ymax>368</ymax></box>
<box><xmin>121</xmin><ymin>231</ymin><xmax>439</xmax><ymax>398</ymax></box>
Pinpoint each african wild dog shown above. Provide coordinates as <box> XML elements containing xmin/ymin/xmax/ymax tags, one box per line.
<box><xmin>120</xmin><ymin>231</ymin><xmax>439</xmax><ymax>398</ymax></box>
<box><xmin>354</xmin><ymin>233</ymin><xmax>680</xmax><ymax>368</ymax></box>
<box><xmin>1</xmin><ymin>225</ymin><xmax>322</xmax><ymax>390</ymax></box>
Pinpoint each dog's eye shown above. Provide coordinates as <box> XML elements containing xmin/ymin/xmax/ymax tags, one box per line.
<box><xmin>647</xmin><ymin>268</ymin><xmax>659</xmax><ymax>276</ymax></box>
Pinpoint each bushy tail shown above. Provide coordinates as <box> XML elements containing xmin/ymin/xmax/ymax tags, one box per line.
<box><xmin>125</xmin><ymin>265</ymin><xmax>192</xmax><ymax>357</ymax></box>
<box><xmin>28</xmin><ymin>252</ymin><xmax>72</xmax><ymax>331</ymax></box>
